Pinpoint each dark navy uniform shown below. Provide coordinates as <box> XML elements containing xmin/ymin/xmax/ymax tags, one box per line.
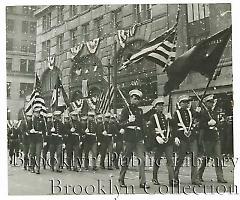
<box><xmin>49</xmin><ymin>118</ymin><xmax>64</xmax><ymax>172</ymax></box>
<box><xmin>172</xmin><ymin>107</ymin><xmax>200</xmax><ymax>184</ymax></box>
<box><xmin>42</xmin><ymin>118</ymin><xmax>52</xmax><ymax>169</ymax></box>
<box><xmin>119</xmin><ymin>103</ymin><xmax>147</xmax><ymax>186</ymax></box>
<box><xmin>97</xmin><ymin>118</ymin><xmax>115</xmax><ymax>169</ymax></box>
<box><xmin>198</xmin><ymin>108</ymin><xmax>227</xmax><ymax>182</ymax></box>
<box><xmin>29</xmin><ymin>114</ymin><xmax>46</xmax><ymax>174</ymax></box>
<box><xmin>82</xmin><ymin>116</ymin><xmax>97</xmax><ymax>170</ymax></box>
<box><xmin>8</xmin><ymin>123</ymin><xmax>21</xmax><ymax>165</ymax></box>
<box><xmin>21</xmin><ymin>118</ymin><xmax>32</xmax><ymax>170</ymax></box>
<box><xmin>68</xmin><ymin>118</ymin><xmax>81</xmax><ymax>171</ymax></box>
<box><xmin>148</xmin><ymin>112</ymin><xmax>175</xmax><ymax>185</ymax></box>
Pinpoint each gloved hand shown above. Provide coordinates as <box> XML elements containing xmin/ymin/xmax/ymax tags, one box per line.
<box><xmin>43</xmin><ymin>142</ymin><xmax>47</xmax><ymax>146</ymax></box>
<box><xmin>62</xmin><ymin>144</ymin><xmax>66</xmax><ymax>149</ymax></box>
<box><xmin>51</xmin><ymin>127</ymin><xmax>55</xmax><ymax>132</ymax></box>
<box><xmin>196</xmin><ymin>107</ymin><xmax>201</xmax><ymax>113</ymax></box>
<box><xmin>98</xmin><ymin>142</ymin><xmax>101</xmax><ymax>146</ymax></box>
<box><xmin>70</xmin><ymin>127</ymin><xmax>76</xmax><ymax>132</ymax></box>
<box><xmin>113</xmin><ymin>142</ymin><xmax>116</xmax><ymax>149</ymax></box>
<box><xmin>208</xmin><ymin>119</ymin><xmax>216</xmax><ymax>126</ymax></box>
<box><xmin>175</xmin><ymin>137</ymin><xmax>180</xmax><ymax>146</ymax></box>
<box><xmin>30</xmin><ymin>129</ymin><xmax>35</xmax><ymax>134</ymax></box>
<box><xmin>102</xmin><ymin>130</ymin><xmax>107</xmax><ymax>135</ymax></box>
<box><xmin>119</xmin><ymin>128</ymin><xmax>125</xmax><ymax>134</ymax></box>
<box><xmin>165</xmin><ymin>113</ymin><xmax>172</xmax><ymax>120</ymax></box>
<box><xmin>156</xmin><ymin>136</ymin><xmax>164</xmax><ymax>144</ymax></box>
<box><xmin>128</xmin><ymin>115</ymin><xmax>136</xmax><ymax>122</ymax></box>
<box><xmin>85</xmin><ymin>128</ymin><xmax>89</xmax><ymax>133</ymax></box>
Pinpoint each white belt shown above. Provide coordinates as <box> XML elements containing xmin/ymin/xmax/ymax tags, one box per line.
<box><xmin>30</xmin><ymin>131</ymin><xmax>42</xmax><ymax>135</ymax></box>
<box><xmin>52</xmin><ymin>133</ymin><xmax>62</xmax><ymax>137</ymax></box>
<box><xmin>86</xmin><ymin>132</ymin><xmax>96</xmax><ymax>136</ymax></box>
<box><xmin>127</xmin><ymin>126</ymin><xmax>141</xmax><ymax>130</ymax></box>
<box><xmin>209</xmin><ymin>126</ymin><xmax>218</xmax><ymax>130</ymax></box>
<box><xmin>178</xmin><ymin>127</ymin><xmax>192</xmax><ymax>131</ymax></box>
<box><xmin>71</xmin><ymin>133</ymin><xmax>79</xmax><ymax>136</ymax></box>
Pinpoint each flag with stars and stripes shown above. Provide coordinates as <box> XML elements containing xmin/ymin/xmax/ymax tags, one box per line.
<box><xmin>119</xmin><ymin>7</ymin><xmax>180</xmax><ymax>71</ymax></box>
<box><xmin>24</xmin><ymin>74</ymin><xmax>47</xmax><ymax>116</ymax></box>
<box><xmin>96</xmin><ymin>85</ymin><xmax>114</xmax><ymax>114</ymax></box>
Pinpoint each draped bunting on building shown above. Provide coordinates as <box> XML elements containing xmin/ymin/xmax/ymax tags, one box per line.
<box><xmin>69</xmin><ymin>44</ymin><xmax>84</xmax><ymax>59</ymax></box>
<box><xmin>117</xmin><ymin>23</ymin><xmax>138</xmax><ymax>48</ymax></box>
<box><xmin>47</xmin><ymin>55</ymin><xmax>56</xmax><ymax>70</ymax></box>
<box><xmin>86</xmin><ymin>38</ymin><xmax>100</xmax><ymax>54</ymax></box>
<box><xmin>7</xmin><ymin>120</ymin><xmax>22</xmax><ymax>129</ymax></box>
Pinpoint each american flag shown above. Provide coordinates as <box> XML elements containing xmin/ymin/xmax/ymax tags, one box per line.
<box><xmin>96</xmin><ymin>85</ymin><xmax>114</xmax><ymax>114</ymax></box>
<box><xmin>119</xmin><ymin>6</ymin><xmax>180</xmax><ymax>71</ymax></box>
<box><xmin>70</xmin><ymin>99</ymin><xmax>84</xmax><ymax>111</ymax></box>
<box><xmin>24</xmin><ymin>74</ymin><xmax>47</xmax><ymax>116</ymax></box>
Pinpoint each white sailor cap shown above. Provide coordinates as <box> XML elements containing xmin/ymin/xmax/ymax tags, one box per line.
<box><xmin>53</xmin><ymin>110</ymin><xmax>62</xmax><ymax>116</ymax></box>
<box><xmin>26</xmin><ymin>112</ymin><xmax>32</xmax><ymax>117</ymax></box>
<box><xmin>34</xmin><ymin>107</ymin><xmax>41</xmax><ymax>112</ymax></box>
<box><xmin>104</xmin><ymin>112</ymin><xmax>111</xmax><ymax>118</ymax></box>
<box><xmin>97</xmin><ymin>114</ymin><xmax>103</xmax><ymax>118</ymax></box>
<box><xmin>178</xmin><ymin>95</ymin><xmax>190</xmax><ymax>103</ymax></box>
<box><xmin>70</xmin><ymin>110</ymin><xmax>78</xmax><ymax>115</ymax></box>
<box><xmin>129</xmin><ymin>89</ymin><xmax>143</xmax><ymax>98</ymax></box>
<box><xmin>152</xmin><ymin>97</ymin><xmax>165</xmax><ymax>107</ymax></box>
<box><xmin>81</xmin><ymin>116</ymin><xmax>88</xmax><ymax>120</ymax></box>
<box><xmin>88</xmin><ymin>111</ymin><xmax>95</xmax><ymax>116</ymax></box>
<box><xmin>46</xmin><ymin>113</ymin><xmax>53</xmax><ymax>118</ymax></box>
<box><xmin>203</xmin><ymin>94</ymin><xmax>214</xmax><ymax>103</ymax></box>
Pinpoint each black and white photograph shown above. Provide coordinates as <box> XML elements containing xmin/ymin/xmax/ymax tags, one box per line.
<box><xmin>3</xmin><ymin>1</ymin><xmax>239</xmax><ymax>198</ymax></box>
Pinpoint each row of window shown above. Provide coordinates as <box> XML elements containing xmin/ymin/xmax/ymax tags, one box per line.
<box><xmin>42</xmin><ymin>5</ymin><xmax>153</xmax><ymax>33</ymax></box>
<box><xmin>7</xmin><ymin>82</ymin><xmax>34</xmax><ymax>98</ymax></box>
<box><xmin>6</xmin><ymin>19</ymin><xmax>36</xmax><ymax>34</ymax></box>
<box><xmin>6</xmin><ymin>6</ymin><xmax>37</xmax><ymax>15</ymax></box>
<box><xmin>6</xmin><ymin>58</ymin><xmax>35</xmax><ymax>73</ymax></box>
<box><xmin>6</xmin><ymin>38</ymin><xmax>36</xmax><ymax>53</ymax></box>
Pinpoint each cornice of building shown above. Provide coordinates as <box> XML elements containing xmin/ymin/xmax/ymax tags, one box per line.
<box><xmin>34</xmin><ymin>6</ymin><xmax>53</xmax><ymax>17</ymax></box>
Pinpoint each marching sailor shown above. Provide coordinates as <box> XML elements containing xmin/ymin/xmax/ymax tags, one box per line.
<box><xmin>118</xmin><ymin>89</ymin><xmax>150</xmax><ymax>189</ymax></box>
<box><xmin>172</xmin><ymin>95</ymin><xmax>202</xmax><ymax>186</ymax></box>
<box><xmin>198</xmin><ymin>94</ymin><xmax>227</xmax><ymax>183</ymax></box>
<box><xmin>148</xmin><ymin>97</ymin><xmax>177</xmax><ymax>187</ymax></box>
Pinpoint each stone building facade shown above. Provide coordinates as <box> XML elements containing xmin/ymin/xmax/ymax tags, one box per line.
<box><xmin>34</xmin><ymin>4</ymin><xmax>232</xmax><ymax>114</ymax></box>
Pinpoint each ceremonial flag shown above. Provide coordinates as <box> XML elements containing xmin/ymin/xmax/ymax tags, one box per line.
<box><xmin>96</xmin><ymin>85</ymin><xmax>114</xmax><ymax>114</ymax></box>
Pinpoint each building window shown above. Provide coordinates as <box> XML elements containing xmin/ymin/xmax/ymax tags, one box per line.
<box><xmin>82</xmin><ymin>23</ymin><xmax>89</xmax><ymax>41</ymax></box>
<box><xmin>23</xmin><ymin>6</ymin><xmax>30</xmax><ymax>15</ymax></box>
<box><xmin>112</xmin><ymin>9</ymin><xmax>122</xmax><ymax>29</ymax></box>
<box><xmin>134</xmin><ymin>4</ymin><xmax>152</xmax><ymax>23</ymax></box>
<box><xmin>28</xmin><ymin>60</ymin><xmax>35</xmax><ymax>73</ymax></box>
<box><xmin>20</xmin><ymin>59</ymin><xmax>27</xmax><ymax>72</ymax></box>
<box><xmin>7</xmin><ymin>82</ymin><xmax>11</xmax><ymax>98</ymax></box>
<box><xmin>6</xmin><ymin>6</ymin><xmax>15</xmax><ymax>14</ymax></box>
<box><xmin>57</xmin><ymin>34</ymin><xmax>64</xmax><ymax>53</ymax></box>
<box><xmin>70</xmin><ymin>5</ymin><xmax>77</xmax><ymax>17</ymax></box>
<box><xmin>187</xmin><ymin>4</ymin><xmax>210</xmax><ymax>23</ymax></box>
<box><xmin>70</xmin><ymin>28</ymin><xmax>77</xmax><ymax>47</ymax></box>
<box><xmin>81</xmin><ymin>5</ymin><xmax>90</xmax><ymax>12</ymax></box>
<box><xmin>21</xmin><ymin>40</ymin><xmax>28</xmax><ymax>52</ymax></box>
<box><xmin>94</xmin><ymin>16</ymin><xmax>103</xmax><ymax>37</ymax></box>
<box><xmin>29</xmin><ymin>22</ymin><xmax>36</xmax><ymax>34</ymax></box>
<box><xmin>7</xmin><ymin>108</ymin><xmax>10</xmax><ymax>120</ymax></box>
<box><xmin>6</xmin><ymin>58</ymin><xmax>12</xmax><ymax>72</ymax></box>
<box><xmin>29</xmin><ymin>41</ymin><xmax>36</xmax><ymax>53</ymax></box>
<box><xmin>6</xmin><ymin>38</ymin><xmax>13</xmax><ymax>51</ymax></box>
<box><xmin>42</xmin><ymin>12</ymin><xmax>51</xmax><ymax>32</ymax></box>
<box><xmin>29</xmin><ymin>6</ymin><xmax>37</xmax><ymax>15</ymax></box>
<box><xmin>22</xmin><ymin>21</ymin><xmax>29</xmax><ymax>33</ymax></box>
<box><xmin>20</xmin><ymin>83</ymin><xmax>34</xmax><ymax>97</ymax></box>
<box><xmin>145</xmin><ymin>4</ymin><xmax>152</xmax><ymax>20</ymax></box>
<box><xmin>57</xmin><ymin>5</ymin><xmax>64</xmax><ymax>24</ymax></box>
<box><xmin>7</xmin><ymin>19</ymin><xmax>14</xmax><ymax>32</ymax></box>
<box><xmin>42</xmin><ymin>40</ymin><xmax>51</xmax><ymax>59</ymax></box>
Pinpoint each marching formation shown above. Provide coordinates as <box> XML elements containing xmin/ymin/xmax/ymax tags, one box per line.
<box><xmin>8</xmin><ymin>89</ymin><xmax>229</xmax><ymax>189</ymax></box>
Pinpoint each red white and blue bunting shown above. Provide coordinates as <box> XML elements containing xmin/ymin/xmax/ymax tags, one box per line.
<box><xmin>86</xmin><ymin>38</ymin><xmax>100</xmax><ymax>54</ymax></box>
